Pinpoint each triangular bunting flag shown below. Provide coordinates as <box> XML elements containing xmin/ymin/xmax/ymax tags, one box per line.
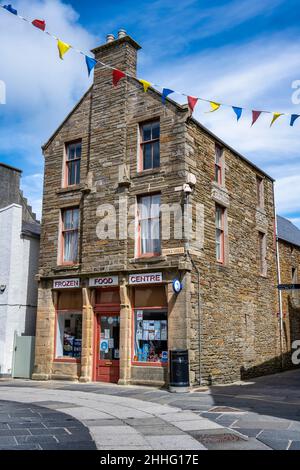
<box><xmin>251</xmin><ymin>110</ymin><xmax>262</xmax><ymax>126</ymax></box>
<box><xmin>139</xmin><ymin>79</ymin><xmax>151</xmax><ymax>92</ymax></box>
<box><xmin>208</xmin><ymin>101</ymin><xmax>221</xmax><ymax>112</ymax></box>
<box><xmin>85</xmin><ymin>56</ymin><xmax>97</xmax><ymax>76</ymax></box>
<box><xmin>270</xmin><ymin>113</ymin><xmax>283</xmax><ymax>127</ymax></box>
<box><xmin>113</xmin><ymin>69</ymin><xmax>126</xmax><ymax>87</ymax></box>
<box><xmin>3</xmin><ymin>4</ymin><xmax>17</xmax><ymax>15</ymax></box>
<box><xmin>232</xmin><ymin>106</ymin><xmax>242</xmax><ymax>121</ymax></box>
<box><xmin>162</xmin><ymin>88</ymin><xmax>174</xmax><ymax>104</ymax></box>
<box><xmin>32</xmin><ymin>19</ymin><xmax>46</xmax><ymax>31</ymax></box>
<box><xmin>57</xmin><ymin>39</ymin><xmax>71</xmax><ymax>60</ymax></box>
<box><xmin>188</xmin><ymin>96</ymin><xmax>198</xmax><ymax>113</ymax></box>
<box><xmin>290</xmin><ymin>114</ymin><xmax>300</xmax><ymax>127</ymax></box>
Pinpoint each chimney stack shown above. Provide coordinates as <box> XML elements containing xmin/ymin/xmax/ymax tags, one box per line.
<box><xmin>118</xmin><ymin>29</ymin><xmax>127</xmax><ymax>39</ymax></box>
<box><xmin>106</xmin><ymin>34</ymin><xmax>115</xmax><ymax>43</ymax></box>
<box><xmin>91</xmin><ymin>31</ymin><xmax>141</xmax><ymax>77</ymax></box>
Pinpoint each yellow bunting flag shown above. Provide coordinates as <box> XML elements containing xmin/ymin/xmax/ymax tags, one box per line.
<box><xmin>57</xmin><ymin>39</ymin><xmax>71</xmax><ymax>60</ymax></box>
<box><xmin>270</xmin><ymin>112</ymin><xmax>283</xmax><ymax>127</ymax></box>
<box><xmin>208</xmin><ymin>101</ymin><xmax>221</xmax><ymax>112</ymax></box>
<box><xmin>139</xmin><ymin>79</ymin><xmax>151</xmax><ymax>92</ymax></box>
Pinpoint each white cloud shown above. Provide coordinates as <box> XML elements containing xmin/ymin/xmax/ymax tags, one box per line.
<box><xmin>0</xmin><ymin>0</ymin><xmax>96</xmax><ymax>161</ymax></box>
<box><xmin>275</xmin><ymin>176</ymin><xmax>300</xmax><ymax>220</ymax></box>
<box><xmin>141</xmin><ymin>32</ymin><xmax>300</xmax><ymax>225</ymax></box>
<box><xmin>0</xmin><ymin>0</ymin><xmax>299</xmax><ymax>226</ymax></box>
<box><xmin>0</xmin><ymin>0</ymin><xmax>97</xmax><ymax>216</ymax></box>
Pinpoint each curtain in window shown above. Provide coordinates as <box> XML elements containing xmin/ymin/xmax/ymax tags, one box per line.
<box><xmin>215</xmin><ymin>205</ymin><xmax>223</xmax><ymax>261</ymax></box>
<box><xmin>139</xmin><ymin>195</ymin><xmax>161</xmax><ymax>255</ymax></box>
<box><xmin>63</xmin><ymin>208</ymin><xmax>79</xmax><ymax>263</ymax></box>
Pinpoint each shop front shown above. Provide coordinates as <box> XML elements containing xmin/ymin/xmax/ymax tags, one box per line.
<box><xmin>52</xmin><ymin>278</ymin><xmax>83</xmax><ymax>380</ymax></box>
<box><xmin>34</xmin><ymin>269</ymin><xmax>190</xmax><ymax>386</ymax></box>
<box><xmin>128</xmin><ymin>272</ymin><xmax>169</xmax><ymax>386</ymax></box>
<box><xmin>90</xmin><ymin>276</ymin><xmax>120</xmax><ymax>383</ymax></box>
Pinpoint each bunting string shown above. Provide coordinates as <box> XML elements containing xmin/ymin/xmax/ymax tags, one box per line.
<box><xmin>1</xmin><ymin>3</ymin><xmax>299</xmax><ymax>128</ymax></box>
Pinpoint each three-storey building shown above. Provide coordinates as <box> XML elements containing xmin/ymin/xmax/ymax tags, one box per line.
<box><xmin>33</xmin><ymin>32</ymin><xmax>280</xmax><ymax>386</ymax></box>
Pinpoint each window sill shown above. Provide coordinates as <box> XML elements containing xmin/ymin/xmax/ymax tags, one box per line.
<box><xmin>57</xmin><ymin>184</ymin><xmax>83</xmax><ymax>195</ymax></box>
<box><xmin>129</xmin><ymin>256</ymin><xmax>166</xmax><ymax>264</ymax></box>
<box><xmin>132</xmin><ymin>361</ymin><xmax>168</xmax><ymax>368</ymax></box>
<box><xmin>53</xmin><ymin>264</ymin><xmax>80</xmax><ymax>272</ymax></box>
<box><xmin>211</xmin><ymin>181</ymin><xmax>226</xmax><ymax>191</ymax></box>
<box><xmin>53</xmin><ymin>358</ymin><xmax>81</xmax><ymax>364</ymax></box>
<box><xmin>132</xmin><ymin>168</ymin><xmax>164</xmax><ymax>179</ymax></box>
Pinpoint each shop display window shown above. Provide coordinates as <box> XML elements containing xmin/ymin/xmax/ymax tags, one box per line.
<box><xmin>56</xmin><ymin>312</ymin><xmax>82</xmax><ymax>359</ymax></box>
<box><xmin>133</xmin><ymin>309</ymin><xmax>168</xmax><ymax>364</ymax></box>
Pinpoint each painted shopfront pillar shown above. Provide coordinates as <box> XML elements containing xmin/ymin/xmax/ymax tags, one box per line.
<box><xmin>80</xmin><ymin>287</ymin><xmax>94</xmax><ymax>382</ymax></box>
<box><xmin>118</xmin><ymin>279</ymin><xmax>132</xmax><ymax>385</ymax></box>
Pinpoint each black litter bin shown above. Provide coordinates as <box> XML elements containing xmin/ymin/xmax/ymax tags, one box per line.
<box><xmin>169</xmin><ymin>349</ymin><xmax>190</xmax><ymax>393</ymax></box>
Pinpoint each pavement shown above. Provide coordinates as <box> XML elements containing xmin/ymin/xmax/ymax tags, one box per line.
<box><xmin>0</xmin><ymin>368</ymin><xmax>300</xmax><ymax>450</ymax></box>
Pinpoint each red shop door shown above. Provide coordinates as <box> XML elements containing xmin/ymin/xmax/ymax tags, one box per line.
<box><xmin>95</xmin><ymin>313</ymin><xmax>120</xmax><ymax>383</ymax></box>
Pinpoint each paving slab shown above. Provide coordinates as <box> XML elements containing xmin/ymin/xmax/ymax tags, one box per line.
<box><xmin>133</xmin><ymin>425</ymin><xmax>185</xmax><ymax>436</ymax></box>
<box><xmin>0</xmin><ymin>400</ymin><xmax>96</xmax><ymax>450</ymax></box>
<box><xmin>172</xmin><ymin>418</ymin><xmax>223</xmax><ymax>432</ymax></box>
<box><xmin>145</xmin><ymin>434</ymin><xmax>206</xmax><ymax>450</ymax></box>
<box><xmin>288</xmin><ymin>441</ymin><xmax>300</xmax><ymax>450</ymax></box>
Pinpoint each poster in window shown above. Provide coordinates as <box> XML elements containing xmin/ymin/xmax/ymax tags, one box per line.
<box><xmin>104</xmin><ymin>329</ymin><xmax>110</xmax><ymax>339</ymax></box>
<box><xmin>137</xmin><ymin>310</ymin><xmax>143</xmax><ymax>321</ymax></box>
<box><xmin>73</xmin><ymin>339</ymin><xmax>82</xmax><ymax>358</ymax></box>
<box><xmin>161</xmin><ymin>320</ymin><xmax>167</xmax><ymax>340</ymax></box>
<box><xmin>108</xmin><ymin>338</ymin><xmax>114</xmax><ymax>349</ymax></box>
<box><xmin>161</xmin><ymin>351</ymin><xmax>168</xmax><ymax>363</ymax></box>
<box><xmin>63</xmin><ymin>334</ymin><xmax>74</xmax><ymax>356</ymax></box>
<box><xmin>136</xmin><ymin>329</ymin><xmax>143</xmax><ymax>340</ymax></box>
<box><xmin>154</xmin><ymin>329</ymin><xmax>161</xmax><ymax>340</ymax></box>
<box><xmin>149</xmin><ymin>332</ymin><xmax>155</xmax><ymax>341</ymax></box>
<box><xmin>100</xmin><ymin>339</ymin><xmax>109</xmax><ymax>353</ymax></box>
<box><xmin>114</xmin><ymin>349</ymin><xmax>119</xmax><ymax>359</ymax></box>
<box><xmin>143</xmin><ymin>330</ymin><xmax>149</xmax><ymax>341</ymax></box>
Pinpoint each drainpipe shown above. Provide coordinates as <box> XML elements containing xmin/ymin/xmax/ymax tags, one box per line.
<box><xmin>274</xmin><ymin>188</ymin><xmax>284</xmax><ymax>369</ymax></box>
<box><xmin>183</xmin><ymin>185</ymin><xmax>202</xmax><ymax>386</ymax></box>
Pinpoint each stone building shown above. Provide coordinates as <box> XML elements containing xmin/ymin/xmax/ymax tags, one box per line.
<box><xmin>277</xmin><ymin>215</ymin><xmax>300</xmax><ymax>368</ymax></box>
<box><xmin>33</xmin><ymin>32</ymin><xmax>281</xmax><ymax>386</ymax></box>
<box><xmin>0</xmin><ymin>163</ymin><xmax>40</xmax><ymax>377</ymax></box>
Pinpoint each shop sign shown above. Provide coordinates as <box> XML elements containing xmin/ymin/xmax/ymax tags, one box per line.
<box><xmin>89</xmin><ymin>276</ymin><xmax>119</xmax><ymax>287</ymax></box>
<box><xmin>53</xmin><ymin>278</ymin><xmax>80</xmax><ymax>289</ymax></box>
<box><xmin>162</xmin><ymin>247</ymin><xmax>185</xmax><ymax>256</ymax></box>
<box><xmin>129</xmin><ymin>272</ymin><xmax>162</xmax><ymax>285</ymax></box>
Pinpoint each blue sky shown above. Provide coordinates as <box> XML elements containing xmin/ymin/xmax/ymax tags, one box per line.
<box><xmin>0</xmin><ymin>0</ymin><xmax>300</xmax><ymax>224</ymax></box>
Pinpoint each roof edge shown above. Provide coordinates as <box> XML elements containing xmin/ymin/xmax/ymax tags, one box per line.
<box><xmin>0</xmin><ymin>162</ymin><xmax>22</xmax><ymax>173</ymax></box>
<box><xmin>42</xmin><ymin>86</ymin><xmax>93</xmax><ymax>152</ymax></box>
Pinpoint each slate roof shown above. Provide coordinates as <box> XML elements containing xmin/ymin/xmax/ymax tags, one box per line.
<box><xmin>277</xmin><ymin>215</ymin><xmax>300</xmax><ymax>248</ymax></box>
<box><xmin>21</xmin><ymin>221</ymin><xmax>41</xmax><ymax>238</ymax></box>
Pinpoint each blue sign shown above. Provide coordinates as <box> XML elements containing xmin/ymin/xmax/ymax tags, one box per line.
<box><xmin>100</xmin><ymin>340</ymin><xmax>109</xmax><ymax>352</ymax></box>
<box><xmin>172</xmin><ymin>279</ymin><xmax>182</xmax><ymax>294</ymax></box>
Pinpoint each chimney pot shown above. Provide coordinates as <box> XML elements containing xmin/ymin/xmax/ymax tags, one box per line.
<box><xmin>106</xmin><ymin>34</ymin><xmax>115</xmax><ymax>43</ymax></box>
<box><xmin>118</xmin><ymin>29</ymin><xmax>127</xmax><ymax>39</ymax></box>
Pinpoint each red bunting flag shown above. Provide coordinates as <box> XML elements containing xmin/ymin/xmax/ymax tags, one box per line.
<box><xmin>32</xmin><ymin>19</ymin><xmax>46</xmax><ymax>31</ymax></box>
<box><xmin>113</xmin><ymin>69</ymin><xmax>126</xmax><ymax>87</ymax></box>
<box><xmin>251</xmin><ymin>110</ymin><xmax>262</xmax><ymax>126</ymax></box>
<box><xmin>188</xmin><ymin>96</ymin><xmax>198</xmax><ymax>113</ymax></box>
